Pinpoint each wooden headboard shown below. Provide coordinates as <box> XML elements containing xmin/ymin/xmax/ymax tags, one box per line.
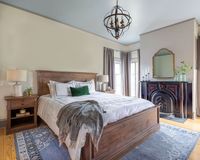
<box><xmin>36</xmin><ymin>70</ymin><xmax>97</xmax><ymax>96</ymax></box>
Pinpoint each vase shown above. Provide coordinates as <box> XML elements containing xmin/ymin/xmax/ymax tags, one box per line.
<box><xmin>174</xmin><ymin>74</ymin><xmax>179</xmax><ymax>81</ymax></box>
<box><xmin>179</xmin><ymin>74</ymin><xmax>187</xmax><ymax>81</ymax></box>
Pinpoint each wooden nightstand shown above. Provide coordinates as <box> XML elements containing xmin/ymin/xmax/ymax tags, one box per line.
<box><xmin>102</xmin><ymin>90</ymin><xmax>115</xmax><ymax>94</ymax></box>
<box><xmin>5</xmin><ymin>95</ymin><xmax>38</xmax><ymax>134</ymax></box>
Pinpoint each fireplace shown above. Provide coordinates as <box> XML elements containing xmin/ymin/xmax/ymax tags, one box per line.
<box><xmin>151</xmin><ymin>91</ymin><xmax>175</xmax><ymax>115</ymax></box>
<box><xmin>141</xmin><ymin>81</ymin><xmax>192</xmax><ymax>118</ymax></box>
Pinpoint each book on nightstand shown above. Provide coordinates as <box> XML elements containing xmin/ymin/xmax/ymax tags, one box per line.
<box><xmin>16</xmin><ymin>112</ymin><xmax>30</xmax><ymax>117</ymax></box>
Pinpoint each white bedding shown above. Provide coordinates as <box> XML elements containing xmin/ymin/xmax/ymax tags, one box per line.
<box><xmin>37</xmin><ymin>92</ymin><xmax>154</xmax><ymax>160</ymax></box>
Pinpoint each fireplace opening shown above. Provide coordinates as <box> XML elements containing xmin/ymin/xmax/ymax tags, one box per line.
<box><xmin>150</xmin><ymin>91</ymin><xmax>176</xmax><ymax>116</ymax></box>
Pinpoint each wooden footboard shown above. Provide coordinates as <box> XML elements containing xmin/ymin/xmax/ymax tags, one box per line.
<box><xmin>81</xmin><ymin>106</ymin><xmax>160</xmax><ymax>160</ymax></box>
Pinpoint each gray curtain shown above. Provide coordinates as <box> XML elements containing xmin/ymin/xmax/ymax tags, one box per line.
<box><xmin>121</xmin><ymin>50</ymin><xmax>140</xmax><ymax>97</ymax></box>
<box><xmin>197</xmin><ymin>37</ymin><xmax>200</xmax><ymax>116</ymax></box>
<box><xmin>103</xmin><ymin>47</ymin><xmax>115</xmax><ymax>89</ymax></box>
<box><xmin>121</xmin><ymin>52</ymin><xmax>132</xmax><ymax>96</ymax></box>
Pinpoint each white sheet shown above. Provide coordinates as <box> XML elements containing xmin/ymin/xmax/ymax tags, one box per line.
<box><xmin>37</xmin><ymin>92</ymin><xmax>154</xmax><ymax>160</ymax></box>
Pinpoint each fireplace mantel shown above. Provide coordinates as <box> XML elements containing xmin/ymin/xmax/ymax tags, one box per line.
<box><xmin>141</xmin><ymin>81</ymin><xmax>192</xmax><ymax>118</ymax></box>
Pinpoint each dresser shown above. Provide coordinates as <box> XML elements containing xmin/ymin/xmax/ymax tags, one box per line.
<box><xmin>141</xmin><ymin>81</ymin><xmax>192</xmax><ymax>118</ymax></box>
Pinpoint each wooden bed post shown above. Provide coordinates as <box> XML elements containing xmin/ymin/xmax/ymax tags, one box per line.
<box><xmin>81</xmin><ymin>134</ymin><xmax>92</xmax><ymax>160</ymax></box>
<box><xmin>157</xmin><ymin>106</ymin><xmax>160</xmax><ymax>124</ymax></box>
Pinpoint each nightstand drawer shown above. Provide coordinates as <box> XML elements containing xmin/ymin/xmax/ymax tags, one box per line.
<box><xmin>10</xmin><ymin>99</ymin><xmax>35</xmax><ymax>109</ymax></box>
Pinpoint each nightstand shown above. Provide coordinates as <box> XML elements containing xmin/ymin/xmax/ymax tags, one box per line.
<box><xmin>5</xmin><ymin>95</ymin><xmax>38</xmax><ymax>134</ymax></box>
<box><xmin>102</xmin><ymin>90</ymin><xmax>115</xmax><ymax>94</ymax></box>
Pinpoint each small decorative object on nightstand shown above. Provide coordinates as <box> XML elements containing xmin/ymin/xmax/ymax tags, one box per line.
<box><xmin>5</xmin><ymin>95</ymin><xmax>38</xmax><ymax>134</ymax></box>
<box><xmin>104</xmin><ymin>87</ymin><xmax>115</xmax><ymax>94</ymax></box>
<box><xmin>23</xmin><ymin>87</ymin><xmax>33</xmax><ymax>96</ymax></box>
<box><xmin>104</xmin><ymin>89</ymin><xmax>115</xmax><ymax>94</ymax></box>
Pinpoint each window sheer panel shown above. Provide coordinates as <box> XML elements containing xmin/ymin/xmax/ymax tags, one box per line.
<box><xmin>114</xmin><ymin>53</ymin><xmax>123</xmax><ymax>95</ymax></box>
<box><xmin>130</xmin><ymin>51</ymin><xmax>139</xmax><ymax>98</ymax></box>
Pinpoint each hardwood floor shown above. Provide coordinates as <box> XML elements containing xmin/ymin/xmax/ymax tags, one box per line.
<box><xmin>0</xmin><ymin>118</ymin><xmax>199</xmax><ymax>160</ymax></box>
<box><xmin>0</xmin><ymin>129</ymin><xmax>16</xmax><ymax>160</ymax></box>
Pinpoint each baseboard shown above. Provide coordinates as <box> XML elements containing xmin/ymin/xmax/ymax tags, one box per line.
<box><xmin>0</xmin><ymin>120</ymin><xmax>6</xmax><ymax>128</ymax></box>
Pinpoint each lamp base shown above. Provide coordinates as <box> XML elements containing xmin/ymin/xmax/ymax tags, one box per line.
<box><xmin>102</xmin><ymin>83</ymin><xmax>107</xmax><ymax>92</ymax></box>
<box><xmin>14</xmin><ymin>83</ymin><xmax>23</xmax><ymax>97</ymax></box>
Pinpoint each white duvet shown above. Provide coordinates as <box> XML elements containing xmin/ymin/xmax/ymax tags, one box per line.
<box><xmin>37</xmin><ymin>92</ymin><xmax>154</xmax><ymax>160</ymax></box>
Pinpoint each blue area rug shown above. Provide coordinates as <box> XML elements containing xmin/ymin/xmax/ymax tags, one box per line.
<box><xmin>122</xmin><ymin>123</ymin><xmax>200</xmax><ymax>160</ymax></box>
<box><xmin>14</xmin><ymin>123</ymin><xmax>199</xmax><ymax>160</ymax></box>
<box><xmin>160</xmin><ymin>114</ymin><xmax>186</xmax><ymax>123</ymax></box>
<box><xmin>14</xmin><ymin>126</ymin><xmax>70</xmax><ymax>160</ymax></box>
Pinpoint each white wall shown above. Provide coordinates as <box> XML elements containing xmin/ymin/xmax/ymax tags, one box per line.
<box><xmin>140</xmin><ymin>19</ymin><xmax>198</xmax><ymax>117</ymax></box>
<box><xmin>126</xmin><ymin>42</ymin><xmax>140</xmax><ymax>52</ymax></box>
<box><xmin>0</xmin><ymin>3</ymin><xmax>126</xmax><ymax>120</ymax></box>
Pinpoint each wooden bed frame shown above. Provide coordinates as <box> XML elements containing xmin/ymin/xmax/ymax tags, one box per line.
<box><xmin>36</xmin><ymin>70</ymin><xmax>160</xmax><ymax>160</ymax></box>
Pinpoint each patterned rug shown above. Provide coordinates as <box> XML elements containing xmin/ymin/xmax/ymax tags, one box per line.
<box><xmin>14</xmin><ymin>123</ymin><xmax>200</xmax><ymax>160</ymax></box>
<box><xmin>14</xmin><ymin>126</ymin><xmax>70</xmax><ymax>160</ymax></box>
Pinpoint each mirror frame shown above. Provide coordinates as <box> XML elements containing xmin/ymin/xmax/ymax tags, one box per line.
<box><xmin>153</xmin><ymin>48</ymin><xmax>175</xmax><ymax>79</ymax></box>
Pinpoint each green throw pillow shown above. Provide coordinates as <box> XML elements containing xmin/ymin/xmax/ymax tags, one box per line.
<box><xmin>70</xmin><ymin>86</ymin><xmax>90</xmax><ymax>96</ymax></box>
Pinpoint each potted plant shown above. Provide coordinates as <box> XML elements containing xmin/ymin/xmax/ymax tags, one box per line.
<box><xmin>23</xmin><ymin>87</ymin><xmax>33</xmax><ymax>96</ymax></box>
<box><xmin>175</xmin><ymin>61</ymin><xmax>192</xmax><ymax>81</ymax></box>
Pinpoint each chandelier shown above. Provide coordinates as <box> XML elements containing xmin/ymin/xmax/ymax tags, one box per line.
<box><xmin>103</xmin><ymin>0</ymin><xmax>132</xmax><ymax>39</ymax></box>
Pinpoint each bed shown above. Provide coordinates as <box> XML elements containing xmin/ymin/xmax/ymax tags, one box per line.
<box><xmin>36</xmin><ymin>70</ymin><xmax>160</xmax><ymax>160</ymax></box>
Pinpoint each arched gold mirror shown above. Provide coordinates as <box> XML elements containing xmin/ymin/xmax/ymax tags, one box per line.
<box><xmin>153</xmin><ymin>48</ymin><xmax>175</xmax><ymax>78</ymax></box>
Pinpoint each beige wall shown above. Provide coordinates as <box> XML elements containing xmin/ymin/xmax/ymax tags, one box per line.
<box><xmin>140</xmin><ymin>19</ymin><xmax>198</xmax><ymax>117</ymax></box>
<box><xmin>126</xmin><ymin>42</ymin><xmax>140</xmax><ymax>52</ymax></box>
<box><xmin>0</xmin><ymin>3</ymin><xmax>198</xmax><ymax>120</ymax></box>
<box><xmin>0</xmin><ymin>3</ymin><xmax>126</xmax><ymax>120</ymax></box>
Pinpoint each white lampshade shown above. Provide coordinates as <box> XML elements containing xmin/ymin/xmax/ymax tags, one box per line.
<box><xmin>98</xmin><ymin>75</ymin><xmax>109</xmax><ymax>83</ymax></box>
<box><xmin>7</xmin><ymin>69</ymin><xmax>27</xmax><ymax>82</ymax></box>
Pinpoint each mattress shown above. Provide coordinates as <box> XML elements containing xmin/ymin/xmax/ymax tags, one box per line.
<box><xmin>37</xmin><ymin>92</ymin><xmax>154</xmax><ymax>160</ymax></box>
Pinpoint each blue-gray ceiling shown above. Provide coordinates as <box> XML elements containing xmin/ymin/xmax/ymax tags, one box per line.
<box><xmin>1</xmin><ymin>0</ymin><xmax>200</xmax><ymax>45</ymax></box>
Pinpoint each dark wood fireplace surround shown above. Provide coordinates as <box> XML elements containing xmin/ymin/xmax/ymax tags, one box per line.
<box><xmin>141</xmin><ymin>81</ymin><xmax>192</xmax><ymax>118</ymax></box>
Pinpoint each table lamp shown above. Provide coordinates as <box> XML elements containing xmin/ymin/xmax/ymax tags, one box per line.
<box><xmin>98</xmin><ymin>75</ymin><xmax>109</xmax><ymax>91</ymax></box>
<box><xmin>7</xmin><ymin>69</ymin><xmax>27</xmax><ymax>96</ymax></box>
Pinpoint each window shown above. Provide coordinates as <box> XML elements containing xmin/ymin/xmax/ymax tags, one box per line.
<box><xmin>114</xmin><ymin>51</ymin><xmax>123</xmax><ymax>95</ymax></box>
<box><xmin>130</xmin><ymin>51</ymin><xmax>139</xmax><ymax>97</ymax></box>
<box><xmin>111</xmin><ymin>50</ymin><xmax>139</xmax><ymax>97</ymax></box>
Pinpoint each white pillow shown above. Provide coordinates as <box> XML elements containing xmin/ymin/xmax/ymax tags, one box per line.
<box><xmin>47</xmin><ymin>82</ymin><xmax>56</xmax><ymax>99</ymax></box>
<box><xmin>55</xmin><ymin>81</ymin><xmax>75</xmax><ymax>96</ymax></box>
<box><xmin>74</xmin><ymin>79</ymin><xmax>96</xmax><ymax>93</ymax></box>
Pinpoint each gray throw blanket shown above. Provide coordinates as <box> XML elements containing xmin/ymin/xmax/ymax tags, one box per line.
<box><xmin>56</xmin><ymin>100</ymin><xmax>104</xmax><ymax>150</ymax></box>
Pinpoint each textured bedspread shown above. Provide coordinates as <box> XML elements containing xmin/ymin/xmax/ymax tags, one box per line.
<box><xmin>54</xmin><ymin>92</ymin><xmax>155</xmax><ymax>125</ymax></box>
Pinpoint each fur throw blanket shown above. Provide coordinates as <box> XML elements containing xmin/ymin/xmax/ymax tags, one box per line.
<box><xmin>56</xmin><ymin>100</ymin><xmax>104</xmax><ymax>150</ymax></box>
